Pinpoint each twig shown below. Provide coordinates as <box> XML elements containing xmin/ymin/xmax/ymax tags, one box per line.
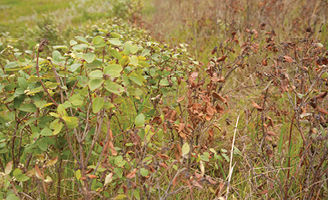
<box><xmin>226</xmin><ymin>114</ymin><xmax>240</xmax><ymax>199</ymax></box>
<box><xmin>160</xmin><ymin>168</ymin><xmax>186</xmax><ymax>200</ymax></box>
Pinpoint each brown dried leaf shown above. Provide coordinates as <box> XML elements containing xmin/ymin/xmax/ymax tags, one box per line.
<box><xmin>267</xmin><ymin>116</ymin><xmax>274</xmax><ymax>127</ymax></box>
<box><xmin>194</xmin><ymin>172</ymin><xmax>203</xmax><ymax>180</ymax></box>
<box><xmin>157</xmin><ymin>153</ymin><xmax>170</xmax><ymax>160</ymax></box>
<box><xmin>177</xmin><ymin>96</ymin><xmax>185</xmax><ymax>103</ymax></box>
<box><xmin>260</xmin><ymin>190</ymin><xmax>269</xmax><ymax>195</ymax></box>
<box><xmin>192</xmin><ymin>180</ymin><xmax>203</xmax><ymax>189</ymax></box>
<box><xmin>267</xmin><ymin>131</ymin><xmax>277</xmax><ymax>136</ymax></box>
<box><xmin>213</xmin><ymin>92</ymin><xmax>227</xmax><ymax>104</ymax></box>
<box><xmin>316</xmin><ymin>91</ymin><xmax>327</xmax><ymax>100</ymax></box>
<box><xmin>189</xmin><ymin>72</ymin><xmax>199</xmax><ymax>84</ymax></box>
<box><xmin>172</xmin><ymin>174</ymin><xmax>179</xmax><ymax>187</ymax></box>
<box><xmin>178</xmin><ymin>123</ymin><xmax>185</xmax><ymax>133</ymax></box>
<box><xmin>159</xmin><ymin>162</ymin><xmax>168</xmax><ymax>168</ymax></box>
<box><xmin>317</xmin><ymin>107</ymin><xmax>328</xmax><ymax>115</ymax></box>
<box><xmin>205</xmin><ymin>175</ymin><xmax>217</xmax><ymax>185</ymax></box>
<box><xmin>217</xmin><ymin>56</ymin><xmax>227</xmax><ymax>62</ymax></box>
<box><xmin>108</xmin><ymin>141</ymin><xmax>117</xmax><ymax>156</ymax></box>
<box><xmin>252</xmin><ymin>102</ymin><xmax>263</xmax><ymax>111</ymax></box>
<box><xmin>265</xmin><ymin>136</ymin><xmax>273</xmax><ymax>142</ymax></box>
<box><xmin>126</xmin><ymin>168</ymin><xmax>137</xmax><ymax>179</ymax></box>
<box><xmin>35</xmin><ymin>165</ymin><xmax>44</xmax><ymax>180</ymax></box>
<box><xmin>87</xmin><ymin>174</ymin><xmax>97</xmax><ymax>179</ymax></box>
<box><xmin>283</xmin><ymin>56</ymin><xmax>294</xmax><ymax>63</ymax></box>
<box><xmin>262</xmin><ymin>59</ymin><xmax>268</xmax><ymax>66</ymax></box>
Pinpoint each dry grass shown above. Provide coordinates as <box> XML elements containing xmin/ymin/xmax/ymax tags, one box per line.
<box><xmin>141</xmin><ymin>0</ymin><xmax>328</xmax><ymax>199</ymax></box>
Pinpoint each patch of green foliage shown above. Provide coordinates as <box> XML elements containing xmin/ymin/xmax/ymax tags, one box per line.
<box><xmin>0</xmin><ymin>16</ymin><xmax>197</xmax><ymax>199</ymax></box>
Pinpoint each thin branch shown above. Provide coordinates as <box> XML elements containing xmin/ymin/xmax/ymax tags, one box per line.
<box><xmin>226</xmin><ymin>114</ymin><xmax>240</xmax><ymax>199</ymax></box>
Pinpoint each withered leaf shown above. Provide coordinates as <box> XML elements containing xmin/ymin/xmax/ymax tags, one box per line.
<box><xmin>213</xmin><ymin>92</ymin><xmax>227</xmax><ymax>104</ymax></box>
<box><xmin>262</xmin><ymin>59</ymin><xmax>268</xmax><ymax>66</ymax></box>
<box><xmin>205</xmin><ymin>175</ymin><xmax>217</xmax><ymax>185</ymax></box>
<box><xmin>35</xmin><ymin>165</ymin><xmax>44</xmax><ymax>180</ymax></box>
<box><xmin>267</xmin><ymin>131</ymin><xmax>277</xmax><ymax>136</ymax></box>
<box><xmin>177</xmin><ymin>96</ymin><xmax>185</xmax><ymax>103</ymax></box>
<box><xmin>283</xmin><ymin>56</ymin><xmax>294</xmax><ymax>63</ymax></box>
<box><xmin>159</xmin><ymin>162</ymin><xmax>168</xmax><ymax>168</ymax></box>
<box><xmin>192</xmin><ymin>180</ymin><xmax>203</xmax><ymax>189</ymax></box>
<box><xmin>126</xmin><ymin>168</ymin><xmax>137</xmax><ymax>179</ymax></box>
<box><xmin>252</xmin><ymin>102</ymin><xmax>263</xmax><ymax>111</ymax></box>
<box><xmin>108</xmin><ymin>141</ymin><xmax>117</xmax><ymax>156</ymax></box>
<box><xmin>265</xmin><ymin>136</ymin><xmax>273</xmax><ymax>142</ymax></box>
<box><xmin>317</xmin><ymin>107</ymin><xmax>328</xmax><ymax>115</ymax></box>
<box><xmin>217</xmin><ymin>55</ymin><xmax>227</xmax><ymax>62</ymax></box>
<box><xmin>87</xmin><ymin>174</ymin><xmax>97</xmax><ymax>179</ymax></box>
<box><xmin>315</xmin><ymin>91</ymin><xmax>327</xmax><ymax>100</ymax></box>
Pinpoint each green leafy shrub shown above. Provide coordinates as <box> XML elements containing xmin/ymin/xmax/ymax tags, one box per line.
<box><xmin>0</xmin><ymin>18</ymin><xmax>200</xmax><ymax>199</ymax></box>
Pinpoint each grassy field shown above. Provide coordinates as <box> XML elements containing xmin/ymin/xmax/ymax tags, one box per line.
<box><xmin>0</xmin><ymin>0</ymin><xmax>72</xmax><ymax>33</ymax></box>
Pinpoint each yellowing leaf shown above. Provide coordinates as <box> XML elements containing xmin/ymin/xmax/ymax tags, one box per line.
<box><xmin>135</xmin><ymin>113</ymin><xmax>145</xmax><ymax>127</ymax></box>
<box><xmin>92</xmin><ymin>97</ymin><xmax>105</xmax><ymax>114</ymax></box>
<box><xmin>62</xmin><ymin>116</ymin><xmax>79</xmax><ymax>129</ymax></box>
<box><xmin>104</xmin><ymin>172</ymin><xmax>113</xmax><ymax>186</ymax></box>
<box><xmin>182</xmin><ymin>142</ymin><xmax>190</xmax><ymax>157</ymax></box>
<box><xmin>5</xmin><ymin>161</ymin><xmax>13</xmax><ymax>175</ymax></box>
<box><xmin>75</xmin><ymin>169</ymin><xmax>81</xmax><ymax>180</ymax></box>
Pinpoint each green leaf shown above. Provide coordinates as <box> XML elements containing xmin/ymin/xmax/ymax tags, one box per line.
<box><xmin>57</xmin><ymin>104</ymin><xmax>68</xmax><ymax>117</ymax></box>
<box><xmin>92</xmin><ymin>97</ymin><xmax>104</xmax><ymax>113</ymax></box>
<box><xmin>159</xmin><ymin>78</ymin><xmax>170</xmax><ymax>86</ymax></box>
<box><xmin>40</xmin><ymin>127</ymin><xmax>52</xmax><ymax>136</ymax></box>
<box><xmin>129</xmin><ymin>55</ymin><xmax>138</xmax><ymax>66</ymax></box>
<box><xmin>33</xmin><ymin>99</ymin><xmax>47</xmax><ymax>108</ymax></box>
<box><xmin>72</xmin><ymin>44</ymin><xmax>88</xmax><ymax>51</ymax></box>
<box><xmin>52</xmin><ymin>50</ymin><xmax>64</xmax><ymax>63</ymax></box>
<box><xmin>83</xmin><ymin>53</ymin><xmax>96</xmax><ymax>63</ymax></box>
<box><xmin>17</xmin><ymin>77</ymin><xmax>28</xmax><ymax>89</ymax></box>
<box><xmin>108</xmin><ymin>38</ymin><xmax>122</xmax><ymax>46</ymax></box>
<box><xmin>13</xmin><ymin>168</ymin><xmax>29</xmax><ymax>182</ymax></box>
<box><xmin>50</xmin><ymin>119</ymin><xmax>63</xmax><ymax>135</ymax></box>
<box><xmin>115</xmin><ymin>194</ymin><xmax>127</xmax><ymax>200</ymax></box>
<box><xmin>53</xmin><ymin>45</ymin><xmax>68</xmax><ymax>50</ymax></box>
<box><xmin>92</xmin><ymin>36</ymin><xmax>106</xmax><ymax>48</ymax></box>
<box><xmin>200</xmin><ymin>152</ymin><xmax>210</xmax><ymax>162</ymax></box>
<box><xmin>129</xmin><ymin>75</ymin><xmax>143</xmax><ymax>86</ymax></box>
<box><xmin>104</xmin><ymin>81</ymin><xmax>124</xmax><ymax>95</ymax></box>
<box><xmin>70</xmin><ymin>40</ymin><xmax>77</xmax><ymax>45</ymax></box>
<box><xmin>69</xmin><ymin>94</ymin><xmax>83</xmax><ymax>106</ymax></box>
<box><xmin>62</xmin><ymin>116</ymin><xmax>79</xmax><ymax>129</ymax></box>
<box><xmin>13</xmin><ymin>168</ymin><xmax>22</xmax><ymax>177</ymax></box>
<box><xmin>109</xmin><ymin>48</ymin><xmax>122</xmax><ymax>60</ymax></box>
<box><xmin>68</xmin><ymin>63</ymin><xmax>81</xmax><ymax>72</ymax></box>
<box><xmin>104</xmin><ymin>64</ymin><xmax>122</xmax><ymax>78</ymax></box>
<box><xmin>18</xmin><ymin>104</ymin><xmax>37</xmax><ymax>113</ymax></box>
<box><xmin>75</xmin><ymin>36</ymin><xmax>88</xmax><ymax>43</ymax></box>
<box><xmin>114</xmin><ymin>156</ymin><xmax>126</xmax><ymax>167</ymax></box>
<box><xmin>89</xmin><ymin>70</ymin><xmax>103</xmax><ymax>79</ymax></box>
<box><xmin>123</xmin><ymin>41</ymin><xmax>138</xmax><ymax>55</ymax></box>
<box><xmin>182</xmin><ymin>142</ymin><xmax>190</xmax><ymax>157</ymax></box>
<box><xmin>6</xmin><ymin>194</ymin><xmax>20</xmax><ymax>200</ymax></box>
<box><xmin>5</xmin><ymin>62</ymin><xmax>18</xmax><ymax>69</ymax></box>
<box><xmin>135</xmin><ymin>113</ymin><xmax>145</xmax><ymax>127</ymax></box>
<box><xmin>140</xmin><ymin>168</ymin><xmax>149</xmax><ymax>177</ymax></box>
<box><xmin>88</xmin><ymin>79</ymin><xmax>104</xmax><ymax>91</ymax></box>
